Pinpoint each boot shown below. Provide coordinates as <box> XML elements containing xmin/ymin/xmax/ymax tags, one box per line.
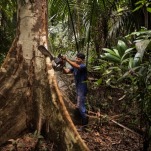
<box><xmin>82</xmin><ymin>116</ymin><xmax>89</xmax><ymax>126</ymax></box>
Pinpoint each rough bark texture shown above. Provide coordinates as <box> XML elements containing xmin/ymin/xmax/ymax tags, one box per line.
<box><xmin>0</xmin><ymin>0</ymin><xmax>89</xmax><ymax>150</ymax></box>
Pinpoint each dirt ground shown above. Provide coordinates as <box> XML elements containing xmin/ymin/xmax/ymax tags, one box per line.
<box><xmin>0</xmin><ymin>122</ymin><xmax>143</xmax><ymax>151</ymax></box>
<box><xmin>79</xmin><ymin>123</ymin><xmax>143</xmax><ymax>151</ymax></box>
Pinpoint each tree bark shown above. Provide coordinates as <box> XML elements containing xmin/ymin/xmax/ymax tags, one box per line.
<box><xmin>0</xmin><ymin>0</ymin><xmax>89</xmax><ymax>150</ymax></box>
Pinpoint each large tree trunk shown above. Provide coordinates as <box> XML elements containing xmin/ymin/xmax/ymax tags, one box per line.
<box><xmin>0</xmin><ymin>0</ymin><xmax>89</xmax><ymax>150</ymax></box>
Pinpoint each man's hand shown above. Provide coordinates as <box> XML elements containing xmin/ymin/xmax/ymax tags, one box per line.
<box><xmin>62</xmin><ymin>55</ymin><xmax>67</xmax><ymax>61</ymax></box>
<box><xmin>62</xmin><ymin>55</ymin><xmax>80</xmax><ymax>69</ymax></box>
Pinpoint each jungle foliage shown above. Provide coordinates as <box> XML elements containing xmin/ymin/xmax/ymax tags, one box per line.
<box><xmin>0</xmin><ymin>0</ymin><xmax>17</xmax><ymax>64</ymax></box>
<box><xmin>1</xmin><ymin>0</ymin><xmax>151</xmax><ymax>150</ymax></box>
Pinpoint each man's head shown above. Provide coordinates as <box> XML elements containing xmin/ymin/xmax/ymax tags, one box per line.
<box><xmin>76</xmin><ymin>52</ymin><xmax>85</xmax><ymax>64</ymax></box>
<box><xmin>76</xmin><ymin>53</ymin><xmax>85</xmax><ymax>60</ymax></box>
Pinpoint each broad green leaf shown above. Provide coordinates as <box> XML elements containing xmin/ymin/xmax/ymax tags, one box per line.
<box><xmin>106</xmin><ymin>78</ymin><xmax>111</xmax><ymax>85</ymax></box>
<box><xmin>147</xmin><ymin>7</ymin><xmax>151</xmax><ymax>13</ymax></box>
<box><xmin>135</xmin><ymin>0</ymin><xmax>144</xmax><ymax>5</ymax></box>
<box><xmin>135</xmin><ymin>39</ymin><xmax>150</xmax><ymax>53</ymax></box>
<box><xmin>148</xmin><ymin>85</ymin><xmax>151</xmax><ymax>90</ymax></box>
<box><xmin>125</xmin><ymin>48</ymin><xmax>135</xmax><ymax>53</ymax></box>
<box><xmin>95</xmin><ymin>78</ymin><xmax>102</xmax><ymax>85</ymax></box>
<box><xmin>102</xmin><ymin>48</ymin><xmax>117</xmax><ymax>56</ymax></box>
<box><xmin>121</xmin><ymin>58</ymin><xmax>130</xmax><ymax>64</ymax></box>
<box><xmin>117</xmin><ymin>40</ymin><xmax>127</xmax><ymax>57</ymax></box>
<box><xmin>103</xmin><ymin>53</ymin><xmax>120</xmax><ymax>63</ymax></box>
<box><xmin>121</xmin><ymin>48</ymin><xmax>134</xmax><ymax>61</ymax></box>
<box><xmin>128</xmin><ymin>58</ymin><xmax>134</xmax><ymax>68</ymax></box>
<box><xmin>120</xmin><ymin>71</ymin><xmax>130</xmax><ymax>79</ymax></box>
<box><xmin>134</xmin><ymin>40</ymin><xmax>151</xmax><ymax>65</ymax></box>
<box><xmin>129</xmin><ymin>31</ymin><xmax>141</xmax><ymax>36</ymax></box>
<box><xmin>133</xmin><ymin>56</ymin><xmax>141</xmax><ymax>67</ymax></box>
<box><xmin>93</xmin><ymin>66</ymin><xmax>101</xmax><ymax>70</ymax></box>
<box><xmin>104</xmin><ymin>69</ymin><xmax>112</xmax><ymax>75</ymax></box>
<box><xmin>147</xmin><ymin>41</ymin><xmax>151</xmax><ymax>50</ymax></box>
<box><xmin>113</xmin><ymin>49</ymin><xmax>120</xmax><ymax>57</ymax></box>
<box><xmin>133</xmin><ymin>5</ymin><xmax>143</xmax><ymax>12</ymax></box>
<box><xmin>108</xmin><ymin>66</ymin><xmax>121</xmax><ymax>71</ymax></box>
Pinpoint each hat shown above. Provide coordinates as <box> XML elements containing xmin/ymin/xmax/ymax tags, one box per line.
<box><xmin>76</xmin><ymin>53</ymin><xmax>85</xmax><ymax>60</ymax></box>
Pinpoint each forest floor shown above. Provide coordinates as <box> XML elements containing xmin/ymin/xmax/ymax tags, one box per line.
<box><xmin>0</xmin><ymin>74</ymin><xmax>144</xmax><ymax>151</ymax></box>
<box><xmin>59</xmin><ymin>73</ymin><xmax>144</xmax><ymax>151</ymax></box>
<box><xmin>0</xmin><ymin>119</ymin><xmax>143</xmax><ymax>151</ymax></box>
<box><xmin>78</xmin><ymin>121</ymin><xmax>143</xmax><ymax>151</ymax></box>
<box><xmin>0</xmin><ymin>95</ymin><xmax>143</xmax><ymax>151</ymax></box>
<box><xmin>62</xmin><ymin>73</ymin><xmax>143</xmax><ymax>150</ymax></box>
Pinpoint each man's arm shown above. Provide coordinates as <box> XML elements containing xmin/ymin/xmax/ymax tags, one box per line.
<box><xmin>63</xmin><ymin>57</ymin><xmax>80</xmax><ymax>69</ymax></box>
<box><xmin>62</xmin><ymin>68</ymin><xmax>71</xmax><ymax>74</ymax></box>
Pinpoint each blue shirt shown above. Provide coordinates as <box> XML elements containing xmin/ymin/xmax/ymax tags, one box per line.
<box><xmin>70</xmin><ymin>64</ymin><xmax>88</xmax><ymax>95</ymax></box>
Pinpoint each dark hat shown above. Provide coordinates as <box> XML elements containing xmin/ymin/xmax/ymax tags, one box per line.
<box><xmin>76</xmin><ymin>52</ymin><xmax>85</xmax><ymax>60</ymax></box>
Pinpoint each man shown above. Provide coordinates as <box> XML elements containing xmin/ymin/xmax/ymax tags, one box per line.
<box><xmin>62</xmin><ymin>53</ymin><xmax>88</xmax><ymax>127</ymax></box>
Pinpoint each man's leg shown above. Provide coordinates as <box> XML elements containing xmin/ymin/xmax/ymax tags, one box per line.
<box><xmin>77</xmin><ymin>92</ymin><xmax>87</xmax><ymax>125</ymax></box>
